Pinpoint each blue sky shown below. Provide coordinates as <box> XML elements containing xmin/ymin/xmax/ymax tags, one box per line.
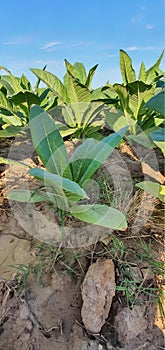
<box><xmin>0</xmin><ymin>0</ymin><xmax>164</xmax><ymax>87</ymax></box>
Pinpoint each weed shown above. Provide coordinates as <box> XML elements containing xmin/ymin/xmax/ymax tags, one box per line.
<box><xmin>101</xmin><ymin>235</ymin><xmax>164</xmax><ymax>316</ymax></box>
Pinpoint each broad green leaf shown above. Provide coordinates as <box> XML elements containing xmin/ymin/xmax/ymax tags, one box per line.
<box><xmin>29</xmin><ymin>167</ymin><xmax>88</xmax><ymax>203</ymax></box>
<box><xmin>127</xmin><ymin>81</ymin><xmax>154</xmax><ymax>118</ymax></box>
<box><xmin>91</xmin><ymin>87</ymin><xmax>103</xmax><ymax>100</ymax></box>
<box><xmin>0</xmin><ymin>83</ymin><xmax>7</xmax><ymax>96</ymax></box>
<box><xmin>1</xmin><ymin>76</ymin><xmax>16</xmax><ymax>95</ymax></box>
<box><xmin>105</xmin><ymin>109</ymin><xmax>135</xmax><ymax>131</ymax></box>
<box><xmin>101</xmin><ymin>85</ymin><xmax>119</xmax><ymax>99</ymax></box>
<box><xmin>120</xmin><ymin>50</ymin><xmax>136</xmax><ymax>85</ymax></box>
<box><xmin>66</xmin><ymin>71</ymin><xmax>91</xmax><ymax>103</ymax></box>
<box><xmin>113</xmin><ymin>84</ymin><xmax>131</xmax><ymax>116</ymax></box>
<box><xmin>0</xmin><ymin>90</ymin><xmax>13</xmax><ymax>112</ymax></box>
<box><xmin>70</xmin><ymin>204</ymin><xmax>127</xmax><ymax>230</ymax></box>
<box><xmin>91</xmin><ymin>85</ymin><xmax>118</xmax><ymax>102</ymax></box>
<box><xmin>38</xmin><ymin>88</ymin><xmax>57</xmax><ymax>110</ymax></box>
<box><xmin>0</xmin><ymin>66</ymin><xmax>23</xmax><ymax>93</ymax></box>
<box><xmin>150</xmin><ymin>128</ymin><xmax>165</xmax><ymax>155</ymax></box>
<box><xmin>68</xmin><ymin>127</ymin><xmax>127</xmax><ymax>185</ymax></box>
<box><xmin>64</xmin><ymin>61</ymin><xmax>87</xmax><ymax>86</ymax></box>
<box><xmin>65</xmin><ymin>60</ymin><xmax>78</xmax><ymax>79</ymax></box>
<box><xmin>11</xmin><ymin>91</ymin><xmax>40</xmax><ymax>108</ymax></box>
<box><xmin>50</xmin><ymin>104</ymin><xmax>76</xmax><ymax>128</ymax></box>
<box><xmin>20</xmin><ymin>74</ymin><xmax>32</xmax><ymax>91</ymax></box>
<box><xmin>0</xmin><ymin>76</ymin><xmax>15</xmax><ymax>94</ymax></box>
<box><xmin>29</xmin><ymin>105</ymin><xmax>71</xmax><ymax>177</ymax></box>
<box><xmin>34</xmin><ymin>64</ymin><xmax>47</xmax><ymax>92</ymax></box>
<box><xmin>74</xmin><ymin>62</ymin><xmax>87</xmax><ymax>84</ymax></box>
<box><xmin>138</xmin><ymin>62</ymin><xmax>147</xmax><ymax>82</ymax></box>
<box><xmin>0</xmin><ymin>156</ymin><xmax>30</xmax><ymax>169</ymax></box>
<box><xmin>30</xmin><ymin>68</ymin><xmax>69</xmax><ymax>103</ymax></box>
<box><xmin>59</xmin><ymin>127</ymin><xmax>79</xmax><ymax>137</ymax></box>
<box><xmin>145</xmin><ymin>50</ymin><xmax>164</xmax><ymax>84</ymax></box>
<box><xmin>0</xmin><ymin>113</ymin><xmax>23</xmax><ymax>126</ymax></box>
<box><xmin>7</xmin><ymin>190</ymin><xmax>50</xmax><ymax>203</ymax></box>
<box><xmin>80</xmin><ymin>102</ymin><xmax>105</xmax><ymax>128</ymax></box>
<box><xmin>144</xmin><ymin>90</ymin><xmax>165</xmax><ymax>116</ymax></box>
<box><xmin>0</xmin><ymin>125</ymin><xmax>25</xmax><ymax>137</ymax></box>
<box><xmin>85</xmin><ymin>64</ymin><xmax>98</xmax><ymax>89</ymax></box>
<box><xmin>136</xmin><ymin>181</ymin><xmax>165</xmax><ymax>202</ymax></box>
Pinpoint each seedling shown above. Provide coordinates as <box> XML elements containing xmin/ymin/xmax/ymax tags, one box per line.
<box><xmin>1</xmin><ymin>105</ymin><xmax>128</xmax><ymax>235</ymax></box>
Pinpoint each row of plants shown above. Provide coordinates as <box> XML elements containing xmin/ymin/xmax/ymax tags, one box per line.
<box><xmin>0</xmin><ymin>50</ymin><xmax>164</xmax><ymax>233</ymax></box>
<box><xmin>0</xmin><ymin>50</ymin><xmax>164</xmax><ymax>140</ymax></box>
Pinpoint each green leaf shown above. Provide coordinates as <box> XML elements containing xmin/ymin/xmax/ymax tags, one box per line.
<box><xmin>0</xmin><ymin>125</ymin><xmax>25</xmax><ymax>138</ymax></box>
<box><xmin>127</xmin><ymin>80</ymin><xmax>154</xmax><ymax>118</ymax></box>
<box><xmin>85</xmin><ymin>64</ymin><xmax>98</xmax><ymax>89</ymax></box>
<box><xmin>113</xmin><ymin>84</ymin><xmax>131</xmax><ymax>116</ymax></box>
<box><xmin>29</xmin><ymin>105</ymin><xmax>71</xmax><ymax>177</ymax></box>
<box><xmin>105</xmin><ymin>109</ymin><xmax>135</xmax><ymax>131</ymax></box>
<box><xmin>30</xmin><ymin>68</ymin><xmax>69</xmax><ymax>103</ymax></box>
<box><xmin>80</xmin><ymin>102</ymin><xmax>105</xmax><ymax>128</ymax></box>
<box><xmin>34</xmin><ymin>64</ymin><xmax>47</xmax><ymax>92</ymax></box>
<box><xmin>136</xmin><ymin>181</ymin><xmax>165</xmax><ymax>202</ymax></box>
<box><xmin>145</xmin><ymin>50</ymin><xmax>164</xmax><ymax>84</ymax></box>
<box><xmin>120</xmin><ymin>50</ymin><xmax>136</xmax><ymax>85</ymax></box>
<box><xmin>0</xmin><ymin>90</ymin><xmax>13</xmax><ymax>112</ymax></box>
<box><xmin>50</xmin><ymin>104</ymin><xmax>76</xmax><ymax>128</ymax></box>
<box><xmin>20</xmin><ymin>74</ymin><xmax>32</xmax><ymax>91</ymax></box>
<box><xmin>0</xmin><ymin>76</ymin><xmax>15</xmax><ymax>94</ymax></box>
<box><xmin>0</xmin><ymin>156</ymin><xmax>30</xmax><ymax>169</ymax></box>
<box><xmin>11</xmin><ymin>91</ymin><xmax>40</xmax><ymax>108</ymax></box>
<box><xmin>91</xmin><ymin>87</ymin><xmax>103</xmax><ymax>100</ymax></box>
<box><xmin>138</xmin><ymin>62</ymin><xmax>147</xmax><ymax>82</ymax></box>
<box><xmin>65</xmin><ymin>60</ymin><xmax>78</xmax><ymax>79</ymax></box>
<box><xmin>74</xmin><ymin>62</ymin><xmax>87</xmax><ymax>84</ymax></box>
<box><xmin>66</xmin><ymin>71</ymin><xmax>91</xmax><ymax>103</ymax></box>
<box><xmin>0</xmin><ymin>113</ymin><xmax>23</xmax><ymax>126</ymax></box>
<box><xmin>150</xmin><ymin>128</ymin><xmax>165</xmax><ymax>155</ymax></box>
<box><xmin>0</xmin><ymin>66</ymin><xmax>23</xmax><ymax>93</ymax></box>
<box><xmin>64</xmin><ymin>61</ymin><xmax>87</xmax><ymax>86</ymax></box>
<box><xmin>7</xmin><ymin>190</ymin><xmax>50</xmax><ymax>203</ymax></box>
<box><xmin>144</xmin><ymin>90</ymin><xmax>165</xmax><ymax>116</ymax></box>
<box><xmin>29</xmin><ymin>167</ymin><xmax>88</xmax><ymax>203</ymax></box>
<box><xmin>68</xmin><ymin>127</ymin><xmax>127</xmax><ymax>185</ymax></box>
<box><xmin>70</xmin><ymin>204</ymin><xmax>127</xmax><ymax>230</ymax></box>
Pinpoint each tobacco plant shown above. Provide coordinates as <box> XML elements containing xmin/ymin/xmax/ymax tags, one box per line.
<box><xmin>1</xmin><ymin>105</ymin><xmax>127</xmax><ymax>231</ymax></box>
<box><xmin>105</xmin><ymin>50</ymin><xmax>164</xmax><ymax>147</ymax></box>
<box><xmin>31</xmin><ymin>60</ymin><xmax>117</xmax><ymax>139</ymax></box>
<box><xmin>0</xmin><ymin>65</ymin><xmax>57</xmax><ymax>137</ymax></box>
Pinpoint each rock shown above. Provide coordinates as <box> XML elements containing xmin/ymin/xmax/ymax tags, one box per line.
<box><xmin>81</xmin><ymin>259</ymin><xmax>115</xmax><ymax>333</ymax></box>
<box><xmin>114</xmin><ymin>305</ymin><xmax>148</xmax><ymax>344</ymax></box>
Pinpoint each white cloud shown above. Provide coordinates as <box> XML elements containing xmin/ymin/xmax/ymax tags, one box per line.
<box><xmin>146</xmin><ymin>24</ymin><xmax>154</xmax><ymax>30</ymax></box>
<box><xmin>126</xmin><ymin>46</ymin><xmax>138</xmax><ymax>51</ymax></box>
<box><xmin>41</xmin><ymin>41</ymin><xmax>61</xmax><ymax>50</ymax></box>
<box><xmin>126</xmin><ymin>46</ymin><xmax>162</xmax><ymax>52</ymax></box>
